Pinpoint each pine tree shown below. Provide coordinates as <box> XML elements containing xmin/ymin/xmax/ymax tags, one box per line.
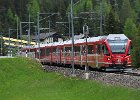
<box><xmin>120</xmin><ymin>0</ymin><xmax>137</xmax><ymax>24</ymax></box>
<box><xmin>105</xmin><ymin>9</ymin><xmax>120</xmax><ymax>34</ymax></box>
<box><xmin>6</xmin><ymin>8</ymin><xmax>18</xmax><ymax>29</ymax></box>
<box><xmin>27</xmin><ymin>0</ymin><xmax>40</xmax><ymax>23</ymax></box>
<box><xmin>124</xmin><ymin>18</ymin><xmax>138</xmax><ymax>39</ymax></box>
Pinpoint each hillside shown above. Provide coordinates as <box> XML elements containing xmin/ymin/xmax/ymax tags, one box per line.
<box><xmin>0</xmin><ymin>57</ymin><xmax>139</xmax><ymax>100</ymax></box>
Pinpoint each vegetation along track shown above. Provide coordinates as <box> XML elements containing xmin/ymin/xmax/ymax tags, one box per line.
<box><xmin>43</xmin><ymin>65</ymin><xmax>140</xmax><ymax>89</ymax></box>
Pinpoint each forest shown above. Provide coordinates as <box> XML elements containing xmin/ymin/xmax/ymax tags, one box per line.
<box><xmin>0</xmin><ymin>0</ymin><xmax>140</xmax><ymax>67</ymax></box>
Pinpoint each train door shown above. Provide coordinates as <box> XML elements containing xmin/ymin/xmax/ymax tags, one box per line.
<box><xmin>65</xmin><ymin>46</ymin><xmax>72</xmax><ymax>65</ymax></box>
<box><xmin>62</xmin><ymin>46</ymin><xmax>66</xmax><ymax>65</ymax></box>
<box><xmin>74</xmin><ymin>45</ymin><xmax>80</xmax><ymax>65</ymax></box>
<box><xmin>95</xmin><ymin>44</ymin><xmax>104</xmax><ymax>68</ymax></box>
<box><xmin>40</xmin><ymin>48</ymin><xmax>45</xmax><ymax>59</ymax></box>
<box><xmin>87</xmin><ymin>45</ymin><xmax>95</xmax><ymax>67</ymax></box>
<box><xmin>81</xmin><ymin>44</ymin><xmax>95</xmax><ymax>67</ymax></box>
<box><xmin>56</xmin><ymin>47</ymin><xmax>61</xmax><ymax>64</ymax></box>
<box><xmin>52</xmin><ymin>47</ymin><xmax>57</xmax><ymax>64</ymax></box>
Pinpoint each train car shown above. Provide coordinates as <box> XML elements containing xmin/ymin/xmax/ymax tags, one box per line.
<box><xmin>21</xmin><ymin>34</ymin><xmax>131</xmax><ymax>70</ymax></box>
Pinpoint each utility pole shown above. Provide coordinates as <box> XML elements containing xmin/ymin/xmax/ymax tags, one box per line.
<box><xmin>34</xmin><ymin>26</ymin><xmax>38</xmax><ymax>45</ymax></box>
<box><xmin>71</xmin><ymin>0</ymin><xmax>75</xmax><ymax>76</ymax></box>
<box><xmin>83</xmin><ymin>23</ymin><xmax>89</xmax><ymax>72</ymax></box>
<box><xmin>20</xmin><ymin>22</ymin><xmax>22</xmax><ymax>48</ymax></box>
<box><xmin>68</xmin><ymin>12</ymin><xmax>71</xmax><ymax>38</ymax></box>
<box><xmin>8</xmin><ymin>29</ymin><xmax>10</xmax><ymax>57</ymax></box>
<box><xmin>48</xmin><ymin>20</ymin><xmax>51</xmax><ymax>43</ymax></box>
<box><xmin>83</xmin><ymin>23</ymin><xmax>90</xmax><ymax>79</ymax></box>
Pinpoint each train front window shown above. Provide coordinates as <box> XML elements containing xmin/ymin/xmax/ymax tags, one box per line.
<box><xmin>108</xmin><ymin>40</ymin><xmax>128</xmax><ymax>54</ymax></box>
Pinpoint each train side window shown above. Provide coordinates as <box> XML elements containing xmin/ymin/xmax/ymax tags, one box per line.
<box><xmin>46</xmin><ymin>48</ymin><xmax>50</xmax><ymax>56</ymax></box>
<box><xmin>62</xmin><ymin>47</ymin><xmax>65</xmax><ymax>56</ymax></box>
<box><xmin>75</xmin><ymin>46</ymin><xmax>80</xmax><ymax>56</ymax></box>
<box><xmin>40</xmin><ymin>48</ymin><xmax>44</xmax><ymax>56</ymax></box>
<box><xmin>65</xmin><ymin>47</ymin><xmax>71</xmax><ymax>56</ymax></box>
<box><xmin>88</xmin><ymin>45</ymin><xmax>94</xmax><ymax>54</ymax></box>
<box><xmin>56</xmin><ymin>48</ymin><xmax>60</xmax><ymax>55</ymax></box>
<box><xmin>52</xmin><ymin>48</ymin><xmax>56</xmax><ymax>55</ymax></box>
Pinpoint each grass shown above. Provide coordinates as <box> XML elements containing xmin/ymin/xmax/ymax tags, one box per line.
<box><xmin>0</xmin><ymin>57</ymin><xmax>140</xmax><ymax>100</ymax></box>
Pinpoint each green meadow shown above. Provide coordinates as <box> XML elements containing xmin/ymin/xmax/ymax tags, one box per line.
<box><xmin>0</xmin><ymin>57</ymin><xmax>139</xmax><ymax>100</ymax></box>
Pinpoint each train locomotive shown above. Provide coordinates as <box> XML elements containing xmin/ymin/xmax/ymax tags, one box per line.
<box><xmin>21</xmin><ymin>34</ymin><xmax>131</xmax><ymax>71</ymax></box>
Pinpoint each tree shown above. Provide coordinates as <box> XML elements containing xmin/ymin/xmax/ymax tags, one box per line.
<box><xmin>131</xmin><ymin>33</ymin><xmax>140</xmax><ymax>68</ymax></box>
<box><xmin>27</xmin><ymin>0</ymin><xmax>40</xmax><ymax>23</ymax></box>
<box><xmin>130</xmin><ymin>0</ymin><xmax>140</xmax><ymax>13</ymax></box>
<box><xmin>105</xmin><ymin>9</ymin><xmax>121</xmax><ymax>34</ymax></box>
<box><xmin>124</xmin><ymin>18</ymin><xmax>138</xmax><ymax>39</ymax></box>
<box><xmin>6</xmin><ymin>8</ymin><xmax>15</xmax><ymax>27</ymax></box>
<box><xmin>120</xmin><ymin>0</ymin><xmax>137</xmax><ymax>24</ymax></box>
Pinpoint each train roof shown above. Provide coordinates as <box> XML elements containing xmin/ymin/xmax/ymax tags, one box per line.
<box><xmin>23</xmin><ymin>34</ymin><xmax>129</xmax><ymax>49</ymax></box>
<box><xmin>31</xmin><ymin>35</ymin><xmax>106</xmax><ymax>48</ymax></box>
<box><xmin>107</xmin><ymin>34</ymin><xmax>128</xmax><ymax>40</ymax></box>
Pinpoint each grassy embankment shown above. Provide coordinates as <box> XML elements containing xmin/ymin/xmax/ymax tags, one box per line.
<box><xmin>0</xmin><ymin>57</ymin><xmax>140</xmax><ymax>100</ymax></box>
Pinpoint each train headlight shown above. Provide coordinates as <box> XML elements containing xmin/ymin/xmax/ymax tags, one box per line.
<box><xmin>107</xmin><ymin>58</ymin><xmax>110</xmax><ymax>61</ymax></box>
<box><xmin>127</xmin><ymin>58</ymin><xmax>129</xmax><ymax>60</ymax></box>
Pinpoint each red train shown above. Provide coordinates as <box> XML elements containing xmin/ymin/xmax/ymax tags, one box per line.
<box><xmin>21</xmin><ymin>34</ymin><xmax>132</xmax><ymax>70</ymax></box>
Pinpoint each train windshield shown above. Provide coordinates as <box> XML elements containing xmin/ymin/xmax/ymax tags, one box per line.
<box><xmin>108</xmin><ymin>40</ymin><xmax>128</xmax><ymax>54</ymax></box>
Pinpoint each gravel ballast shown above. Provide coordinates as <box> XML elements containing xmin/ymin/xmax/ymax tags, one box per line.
<box><xmin>44</xmin><ymin>65</ymin><xmax>140</xmax><ymax>89</ymax></box>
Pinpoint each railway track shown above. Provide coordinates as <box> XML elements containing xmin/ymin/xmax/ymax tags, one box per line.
<box><xmin>120</xmin><ymin>69</ymin><xmax>140</xmax><ymax>76</ymax></box>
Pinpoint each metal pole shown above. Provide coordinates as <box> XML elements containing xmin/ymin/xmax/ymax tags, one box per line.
<box><xmin>37</xmin><ymin>12</ymin><xmax>40</xmax><ymax>60</ymax></box>
<box><xmin>86</xmin><ymin>25</ymin><xmax>89</xmax><ymax>72</ymax></box>
<box><xmin>83</xmin><ymin>24</ymin><xmax>89</xmax><ymax>72</ymax></box>
<box><xmin>28</xmin><ymin>13</ymin><xmax>31</xmax><ymax>54</ymax></box>
<box><xmin>8</xmin><ymin>28</ymin><xmax>11</xmax><ymax>57</ymax></box>
<box><xmin>20</xmin><ymin>22</ymin><xmax>22</xmax><ymax>48</ymax></box>
<box><xmin>71</xmin><ymin>0</ymin><xmax>75</xmax><ymax>75</ymax></box>
<box><xmin>100</xmin><ymin>0</ymin><xmax>103</xmax><ymax>35</ymax></box>
<box><xmin>68</xmin><ymin>12</ymin><xmax>71</xmax><ymax>38</ymax></box>
<box><xmin>0</xmin><ymin>32</ymin><xmax>2</xmax><ymax>56</ymax></box>
<box><xmin>17</xmin><ymin>17</ymin><xmax>19</xmax><ymax>55</ymax></box>
<box><xmin>49</xmin><ymin>20</ymin><xmax>51</xmax><ymax>43</ymax></box>
<box><xmin>34</xmin><ymin>26</ymin><xmax>38</xmax><ymax>45</ymax></box>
